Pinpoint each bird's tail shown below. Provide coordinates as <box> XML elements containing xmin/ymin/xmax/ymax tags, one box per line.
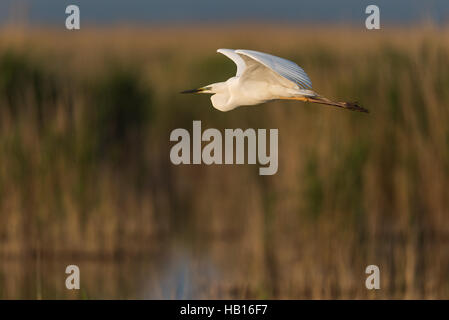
<box><xmin>306</xmin><ymin>95</ymin><xmax>369</xmax><ymax>113</ymax></box>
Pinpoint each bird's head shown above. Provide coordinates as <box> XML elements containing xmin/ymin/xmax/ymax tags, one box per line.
<box><xmin>181</xmin><ymin>82</ymin><xmax>233</xmax><ymax>111</ymax></box>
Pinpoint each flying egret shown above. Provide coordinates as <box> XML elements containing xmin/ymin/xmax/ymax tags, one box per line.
<box><xmin>182</xmin><ymin>49</ymin><xmax>368</xmax><ymax>113</ymax></box>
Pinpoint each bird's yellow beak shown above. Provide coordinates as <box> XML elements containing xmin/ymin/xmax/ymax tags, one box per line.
<box><xmin>180</xmin><ymin>86</ymin><xmax>212</xmax><ymax>94</ymax></box>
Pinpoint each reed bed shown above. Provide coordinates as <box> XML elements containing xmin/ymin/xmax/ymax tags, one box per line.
<box><xmin>0</xmin><ymin>25</ymin><xmax>448</xmax><ymax>299</ymax></box>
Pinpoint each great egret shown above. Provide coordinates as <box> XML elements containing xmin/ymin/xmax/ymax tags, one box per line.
<box><xmin>182</xmin><ymin>49</ymin><xmax>368</xmax><ymax>113</ymax></box>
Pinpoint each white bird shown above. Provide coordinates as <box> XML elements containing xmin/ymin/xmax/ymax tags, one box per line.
<box><xmin>182</xmin><ymin>49</ymin><xmax>367</xmax><ymax>113</ymax></box>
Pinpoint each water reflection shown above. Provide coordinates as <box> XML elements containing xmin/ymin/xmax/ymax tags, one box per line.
<box><xmin>0</xmin><ymin>244</ymin><xmax>219</xmax><ymax>299</ymax></box>
<box><xmin>143</xmin><ymin>249</ymin><xmax>218</xmax><ymax>299</ymax></box>
<box><xmin>1</xmin><ymin>237</ymin><xmax>449</xmax><ymax>299</ymax></box>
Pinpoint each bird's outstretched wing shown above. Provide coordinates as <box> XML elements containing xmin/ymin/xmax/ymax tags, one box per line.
<box><xmin>217</xmin><ymin>49</ymin><xmax>247</xmax><ymax>77</ymax></box>
<box><xmin>235</xmin><ymin>49</ymin><xmax>312</xmax><ymax>90</ymax></box>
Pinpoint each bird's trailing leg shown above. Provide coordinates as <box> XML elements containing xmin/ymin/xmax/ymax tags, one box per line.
<box><xmin>282</xmin><ymin>95</ymin><xmax>369</xmax><ymax>113</ymax></box>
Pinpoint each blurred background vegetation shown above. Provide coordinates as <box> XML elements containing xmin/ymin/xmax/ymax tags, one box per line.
<box><xmin>0</xmin><ymin>25</ymin><xmax>449</xmax><ymax>299</ymax></box>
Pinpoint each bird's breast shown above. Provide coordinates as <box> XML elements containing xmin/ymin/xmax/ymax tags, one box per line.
<box><xmin>231</xmin><ymin>80</ymin><xmax>274</xmax><ymax>106</ymax></box>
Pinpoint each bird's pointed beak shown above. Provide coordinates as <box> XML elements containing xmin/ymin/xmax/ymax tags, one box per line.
<box><xmin>180</xmin><ymin>86</ymin><xmax>212</xmax><ymax>94</ymax></box>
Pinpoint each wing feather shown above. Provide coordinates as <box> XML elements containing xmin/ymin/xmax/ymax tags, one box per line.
<box><xmin>235</xmin><ymin>49</ymin><xmax>312</xmax><ymax>89</ymax></box>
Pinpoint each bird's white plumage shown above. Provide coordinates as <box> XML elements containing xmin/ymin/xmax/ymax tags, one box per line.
<box><xmin>188</xmin><ymin>49</ymin><xmax>319</xmax><ymax>111</ymax></box>
<box><xmin>217</xmin><ymin>49</ymin><xmax>312</xmax><ymax>90</ymax></box>
<box><xmin>235</xmin><ymin>49</ymin><xmax>312</xmax><ymax>89</ymax></box>
<box><xmin>194</xmin><ymin>49</ymin><xmax>317</xmax><ymax>111</ymax></box>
